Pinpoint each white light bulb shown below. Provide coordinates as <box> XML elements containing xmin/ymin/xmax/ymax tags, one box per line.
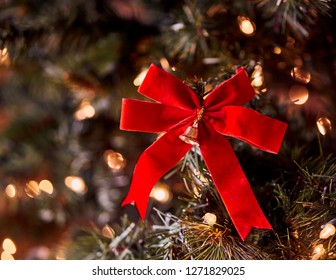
<box><xmin>202</xmin><ymin>213</ymin><xmax>217</xmax><ymax>226</ymax></box>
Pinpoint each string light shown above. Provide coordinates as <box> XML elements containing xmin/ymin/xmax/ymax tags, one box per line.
<box><xmin>170</xmin><ymin>22</ymin><xmax>185</xmax><ymax>32</ymax></box>
<box><xmin>133</xmin><ymin>68</ymin><xmax>149</xmax><ymax>86</ymax></box>
<box><xmin>64</xmin><ymin>176</ymin><xmax>87</xmax><ymax>194</ymax></box>
<box><xmin>160</xmin><ymin>58</ymin><xmax>170</xmax><ymax>70</ymax></box>
<box><xmin>150</xmin><ymin>183</ymin><xmax>172</xmax><ymax>204</ymax></box>
<box><xmin>273</xmin><ymin>47</ymin><xmax>282</xmax><ymax>54</ymax></box>
<box><xmin>291</xmin><ymin>67</ymin><xmax>311</xmax><ymax>84</ymax></box>
<box><xmin>1</xmin><ymin>238</ymin><xmax>16</xmax><ymax>260</ymax></box>
<box><xmin>0</xmin><ymin>47</ymin><xmax>10</xmax><ymax>65</ymax></box>
<box><xmin>251</xmin><ymin>65</ymin><xmax>264</xmax><ymax>88</ymax></box>
<box><xmin>2</xmin><ymin>238</ymin><xmax>16</xmax><ymax>254</ymax></box>
<box><xmin>237</xmin><ymin>16</ymin><xmax>256</xmax><ymax>36</ymax></box>
<box><xmin>202</xmin><ymin>213</ymin><xmax>217</xmax><ymax>226</ymax></box>
<box><xmin>103</xmin><ymin>150</ymin><xmax>126</xmax><ymax>170</ymax></box>
<box><xmin>25</xmin><ymin>180</ymin><xmax>40</xmax><ymax>198</ymax></box>
<box><xmin>38</xmin><ymin>179</ymin><xmax>54</xmax><ymax>195</ymax></box>
<box><xmin>311</xmin><ymin>244</ymin><xmax>325</xmax><ymax>260</ymax></box>
<box><xmin>203</xmin><ymin>57</ymin><xmax>221</xmax><ymax>65</ymax></box>
<box><xmin>319</xmin><ymin>223</ymin><xmax>336</xmax><ymax>239</ymax></box>
<box><xmin>316</xmin><ymin>117</ymin><xmax>332</xmax><ymax>135</ymax></box>
<box><xmin>1</xmin><ymin>251</ymin><xmax>14</xmax><ymax>260</ymax></box>
<box><xmin>74</xmin><ymin>100</ymin><xmax>96</xmax><ymax>120</ymax></box>
<box><xmin>288</xmin><ymin>85</ymin><xmax>309</xmax><ymax>105</ymax></box>
<box><xmin>101</xmin><ymin>225</ymin><xmax>115</xmax><ymax>239</ymax></box>
<box><xmin>5</xmin><ymin>184</ymin><xmax>16</xmax><ymax>198</ymax></box>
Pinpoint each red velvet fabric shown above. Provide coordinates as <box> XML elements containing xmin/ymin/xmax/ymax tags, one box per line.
<box><xmin>120</xmin><ymin>64</ymin><xmax>287</xmax><ymax>240</ymax></box>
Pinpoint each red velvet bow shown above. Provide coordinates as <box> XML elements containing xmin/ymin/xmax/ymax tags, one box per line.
<box><xmin>120</xmin><ymin>64</ymin><xmax>287</xmax><ymax>240</ymax></box>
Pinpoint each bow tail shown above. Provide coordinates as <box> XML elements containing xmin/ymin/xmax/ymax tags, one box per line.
<box><xmin>199</xmin><ymin>122</ymin><xmax>272</xmax><ymax>240</ymax></box>
<box><xmin>122</xmin><ymin>126</ymin><xmax>191</xmax><ymax>219</ymax></box>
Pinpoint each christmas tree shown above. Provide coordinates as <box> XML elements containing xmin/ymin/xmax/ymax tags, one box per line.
<box><xmin>1</xmin><ymin>0</ymin><xmax>336</xmax><ymax>260</ymax></box>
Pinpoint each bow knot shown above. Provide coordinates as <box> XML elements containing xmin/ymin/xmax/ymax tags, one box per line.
<box><xmin>120</xmin><ymin>64</ymin><xmax>287</xmax><ymax>240</ymax></box>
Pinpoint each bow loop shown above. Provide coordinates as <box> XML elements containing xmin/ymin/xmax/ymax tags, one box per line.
<box><xmin>120</xmin><ymin>99</ymin><xmax>194</xmax><ymax>133</ymax></box>
<box><xmin>204</xmin><ymin>68</ymin><xmax>255</xmax><ymax>112</ymax></box>
<box><xmin>206</xmin><ymin>106</ymin><xmax>287</xmax><ymax>153</ymax></box>
<box><xmin>138</xmin><ymin>64</ymin><xmax>200</xmax><ymax>111</ymax></box>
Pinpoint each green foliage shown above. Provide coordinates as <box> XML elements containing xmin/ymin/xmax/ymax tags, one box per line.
<box><xmin>255</xmin><ymin>0</ymin><xmax>334</xmax><ymax>39</ymax></box>
<box><xmin>271</xmin><ymin>154</ymin><xmax>336</xmax><ymax>259</ymax></box>
<box><xmin>66</xmin><ymin>216</ymin><xmax>149</xmax><ymax>260</ymax></box>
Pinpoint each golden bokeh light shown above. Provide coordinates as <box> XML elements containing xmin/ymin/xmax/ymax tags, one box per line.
<box><xmin>101</xmin><ymin>225</ymin><xmax>115</xmax><ymax>239</ymax></box>
<box><xmin>39</xmin><ymin>179</ymin><xmax>54</xmax><ymax>195</ymax></box>
<box><xmin>1</xmin><ymin>251</ymin><xmax>14</xmax><ymax>260</ymax></box>
<box><xmin>25</xmin><ymin>180</ymin><xmax>40</xmax><ymax>198</ymax></box>
<box><xmin>0</xmin><ymin>47</ymin><xmax>10</xmax><ymax>65</ymax></box>
<box><xmin>273</xmin><ymin>47</ymin><xmax>282</xmax><ymax>54</ymax></box>
<box><xmin>133</xmin><ymin>68</ymin><xmax>149</xmax><ymax>86</ymax></box>
<box><xmin>311</xmin><ymin>244</ymin><xmax>325</xmax><ymax>260</ymax></box>
<box><xmin>2</xmin><ymin>238</ymin><xmax>16</xmax><ymax>254</ymax></box>
<box><xmin>316</xmin><ymin>117</ymin><xmax>332</xmax><ymax>135</ymax></box>
<box><xmin>251</xmin><ymin>65</ymin><xmax>264</xmax><ymax>88</ymax></box>
<box><xmin>319</xmin><ymin>223</ymin><xmax>336</xmax><ymax>239</ymax></box>
<box><xmin>160</xmin><ymin>57</ymin><xmax>170</xmax><ymax>70</ymax></box>
<box><xmin>237</xmin><ymin>16</ymin><xmax>256</xmax><ymax>36</ymax></box>
<box><xmin>74</xmin><ymin>100</ymin><xmax>96</xmax><ymax>120</ymax></box>
<box><xmin>288</xmin><ymin>85</ymin><xmax>309</xmax><ymax>105</ymax></box>
<box><xmin>202</xmin><ymin>213</ymin><xmax>217</xmax><ymax>226</ymax></box>
<box><xmin>104</xmin><ymin>150</ymin><xmax>126</xmax><ymax>170</ymax></box>
<box><xmin>1</xmin><ymin>47</ymin><xmax>8</xmax><ymax>58</ymax></box>
<box><xmin>5</xmin><ymin>184</ymin><xmax>16</xmax><ymax>198</ymax></box>
<box><xmin>291</xmin><ymin>67</ymin><xmax>311</xmax><ymax>84</ymax></box>
<box><xmin>64</xmin><ymin>176</ymin><xmax>87</xmax><ymax>194</ymax></box>
<box><xmin>150</xmin><ymin>183</ymin><xmax>172</xmax><ymax>204</ymax></box>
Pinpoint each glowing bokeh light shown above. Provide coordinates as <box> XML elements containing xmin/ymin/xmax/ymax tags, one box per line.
<box><xmin>316</xmin><ymin>117</ymin><xmax>332</xmax><ymax>135</ymax></box>
<box><xmin>160</xmin><ymin>58</ymin><xmax>170</xmax><ymax>70</ymax></box>
<box><xmin>5</xmin><ymin>184</ymin><xmax>16</xmax><ymax>198</ymax></box>
<box><xmin>104</xmin><ymin>150</ymin><xmax>126</xmax><ymax>170</ymax></box>
<box><xmin>202</xmin><ymin>213</ymin><xmax>217</xmax><ymax>226</ymax></box>
<box><xmin>133</xmin><ymin>68</ymin><xmax>149</xmax><ymax>86</ymax></box>
<box><xmin>311</xmin><ymin>244</ymin><xmax>325</xmax><ymax>260</ymax></box>
<box><xmin>25</xmin><ymin>180</ymin><xmax>40</xmax><ymax>198</ymax></box>
<box><xmin>291</xmin><ymin>67</ymin><xmax>311</xmax><ymax>84</ymax></box>
<box><xmin>319</xmin><ymin>223</ymin><xmax>336</xmax><ymax>239</ymax></box>
<box><xmin>2</xmin><ymin>238</ymin><xmax>16</xmax><ymax>254</ymax></box>
<box><xmin>273</xmin><ymin>47</ymin><xmax>282</xmax><ymax>54</ymax></box>
<box><xmin>64</xmin><ymin>176</ymin><xmax>87</xmax><ymax>194</ymax></box>
<box><xmin>0</xmin><ymin>47</ymin><xmax>10</xmax><ymax>64</ymax></box>
<box><xmin>288</xmin><ymin>85</ymin><xmax>309</xmax><ymax>105</ymax></box>
<box><xmin>150</xmin><ymin>183</ymin><xmax>172</xmax><ymax>204</ymax></box>
<box><xmin>238</xmin><ymin>16</ymin><xmax>256</xmax><ymax>35</ymax></box>
<box><xmin>101</xmin><ymin>225</ymin><xmax>115</xmax><ymax>239</ymax></box>
<box><xmin>39</xmin><ymin>180</ymin><xmax>54</xmax><ymax>194</ymax></box>
<box><xmin>251</xmin><ymin>65</ymin><xmax>264</xmax><ymax>88</ymax></box>
<box><xmin>74</xmin><ymin>100</ymin><xmax>95</xmax><ymax>120</ymax></box>
<box><xmin>1</xmin><ymin>251</ymin><xmax>14</xmax><ymax>260</ymax></box>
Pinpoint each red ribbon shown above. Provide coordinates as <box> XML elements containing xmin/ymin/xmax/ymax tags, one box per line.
<box><xmin>120</xmin><ymin>64</ymin><xmax>287</xmax><ymax>240</ymax></box>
